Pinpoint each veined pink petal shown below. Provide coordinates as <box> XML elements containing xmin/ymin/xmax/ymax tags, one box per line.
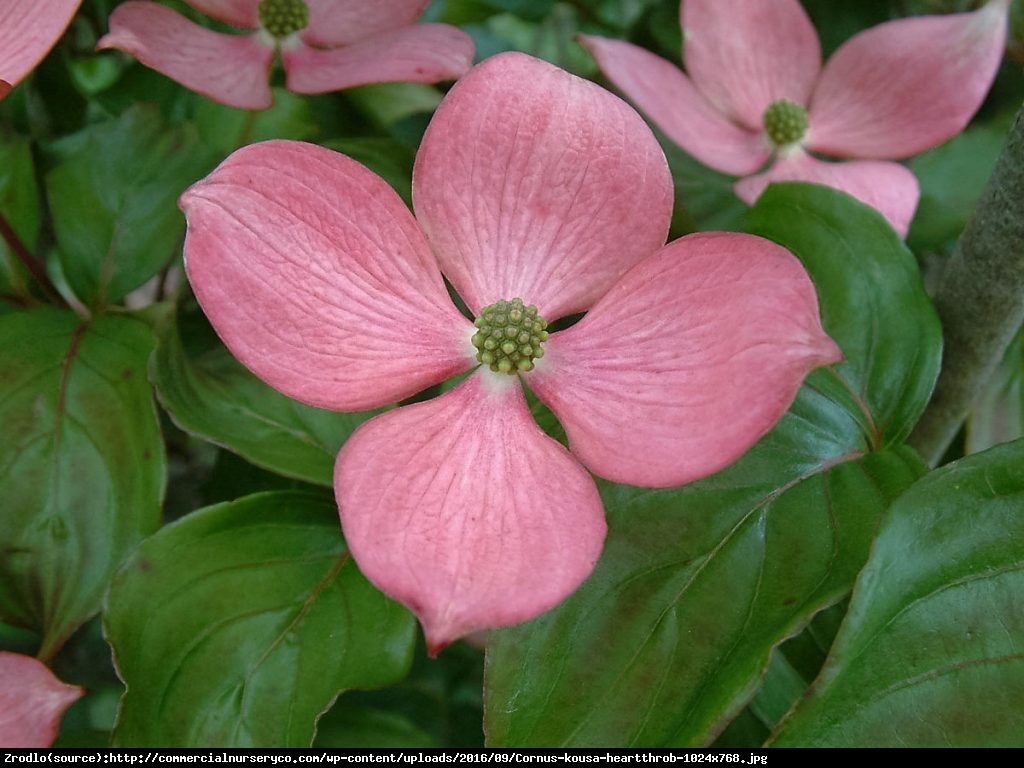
<box><xmin>0</xmin><ymin>0</ymin><xmax>82</xmax><ymax>90</ymax></box>
<box><xmin>682</xmin><ymin>0</ymin><xmax>821</xmax><ymax>130</ymax></box>
<box><xmin>0</xmin><ymin>652</ymin><xmax>84</xmax><ymax>748</ymax></box>
<box><xmin>580</xmin><ymin>35</ymin><xmax>769</xmax><ymax>176</ymax></box>
<box><xmin>335</xmin><ymin>371</ymin><xmax>607</xmax><ymax>653</ymax></box>
<box><xmin>284</xmin><ymin>24</ymin><xmax>474</xmax><ymax>95</ymax></box>
<box><xmin>414</xmin><ymin>52</ymin><xmax>673</xmax><ymax>320</ymax></box>
<box><xmin>734</xmin><ymin>151</ymin><xmax>920</xmax><ymax>237</ymax></box>
<box><xmin>530</xmin><ymin>232</ymin><xmax>842</xmax><ymax>488</ymax></box>
<box><xmin>184</xmin><ymin>0</ymin><xmax>259</xmax><ymax>29</ymax></box>
<box><xmin>302</xmin><ymin>0</ymin><xmax>429</xmax><ymax>47</ymax></box>
<box><xmin>180</xmin><ymin>140</ymin><xmax>475</xmax><ymax>412</ymax></box>
<box><xmin>97</xmin><ymin>2</ymin><xmax>274</xmax><ymax>110</ymax></box>
<box><xmin>808</xmin><ymin>0</ymin><xmax>1010</xmax><ymax>159</ymax></box>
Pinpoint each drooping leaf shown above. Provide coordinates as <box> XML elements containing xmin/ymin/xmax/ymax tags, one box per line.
<box><xmin>105</xmin><ymin>491</ymin><xmax>416</xmax><ymax>747</ymax></box>
<box><xmin>772</xmin><ymin>438</ymin><xmax>1024</xmax><ymax>747</ymax></box>
<box><xmin>0</xmin><ymin>308</ymin><xmax>164</xmax><ymax>660</ymax></box>
<box><xmin>45</xmin><ymin>105</ymin><xmax>216</xmax><ymax>308</ymax></box>
<box><xmin>150</xmin><ymin>308</ymin><xmax>383</xmax><ymax>487</ymax></box>
<box><xmin>484</xmin><ymin>183</ymin><xmax>940</xmax><ymax>747</ymax></box>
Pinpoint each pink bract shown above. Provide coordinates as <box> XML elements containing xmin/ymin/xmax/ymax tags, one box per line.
<box><xmin>0</xmin><ymin>652</ymin><xmax>83</xmax><ymax>747</ymax></box>
<box><xmin>96</xmin><ymin>0</ymin><xmax>475</xmax><ymax>110</ymax></box>
<box><xmin>0</xmin><ymin>0</ymin><xmax>83</xmax><ymax>101</ymax></box>
<box><xmin>582</xmin><ymin>0</ymin><xmax>1010</xmax><ymax>237</ymax></box>
<box><xmin>180</xmin><ymin>52</ymin><xmax>841</xmax><ymax>652</ymax></box>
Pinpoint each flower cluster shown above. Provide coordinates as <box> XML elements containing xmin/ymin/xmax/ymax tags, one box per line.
<box><xmin>582</xmin><ymin>0</ymin><xmax>1010</xmax><ymax>236</ymax></box>
<box><xmin>181</xmin><ymin>52</ymin><xmax>841</xmax><ymax>652</ymax></box>
<box><xmin>97</xmin><ymin>0</ymin><xmax>475</xmax><ymax>110</ymax></box>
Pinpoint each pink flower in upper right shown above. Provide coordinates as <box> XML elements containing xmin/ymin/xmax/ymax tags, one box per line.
<box><xmin>581</xmin><ymin>0</ymin><xmax>1011</xmax><ymax>237</ymax></box>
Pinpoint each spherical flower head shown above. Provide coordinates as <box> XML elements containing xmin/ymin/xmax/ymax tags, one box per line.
<box><xmin>96</xmin><ymin>0</ymin><xmax>476</xmax><ymax>110</ymax></box>
<box><xmin>179</xmin><ymin>52</ymin><xmax>841</xmax><ymax>653</ymax></box>
<box><xmin>472</xmin><ymin>298</ymin><xmax>549</xmax><ymax>374</ymax></box>
<box><xmin>258</xmin><ymin>0</ymin><xmax>309</xmax><ymax>43</ymax></box>
<box><xmin>581</xmin><ymin>0</ymin><xmax>1011</xmax><ymax>237</ymax></box>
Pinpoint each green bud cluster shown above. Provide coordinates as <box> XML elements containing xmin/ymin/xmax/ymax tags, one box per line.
<box><xmin>258</xmin><ymin>0</ymin><xmax>309</xmax><ymax>39</ymax></box>
<box><xmin>763</xmin><ymin>99</ymin><xmax>809</xmax><ymax>148</ymax></box>
<box><xmin>472</xmin><ymin>298</ymin><xmax>549</xmax><ymax>374</ymax></box>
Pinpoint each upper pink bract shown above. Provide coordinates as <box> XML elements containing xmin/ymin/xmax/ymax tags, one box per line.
<box><xmin>0</xmin><ymin>652</ymin><xmax>83</xmax><ymax>747</ymax></box>
<box><xmin>180</xmin><ymin>52</ymin><xmax>841</xmax><ymax>652</ymax></box>
<box><xmin>0</xmin><ymin>0</ymin><xmax>83</xmax><ymax>101</ymax></box>
<box><xmin>96</xmin><ymin>0</ymin><xmax>475</xmax><ymax>110</ymax></box>
<box><xmin>582</xmin><ymin>0</ymin><xmax>1010</xmax><ymax>237</ymax></box>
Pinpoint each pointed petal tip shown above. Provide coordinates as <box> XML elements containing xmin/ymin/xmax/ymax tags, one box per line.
<box><xmin>0</xmin><ymin>652</ymin><xmax>85</xmax><ymax>747</ymax></box>
<box><xmin>336</xmin><ymin>372</ymin><xmax>606</xmax><ymax>654</ymax></box>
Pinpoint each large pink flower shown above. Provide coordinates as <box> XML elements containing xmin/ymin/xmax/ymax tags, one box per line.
<box><xmin>582</xmin><ymin>0</ymin><xmax>1010</xmax><ymax>237</ymax></box>
<box><xmin>0</xmin><ymin>0</ymin><xmax>83</xmax><ymax>101</ymax></box>
<box><xmin>0</xmin><ymin>652</ymin><xmax>83</xmax><ymax>747</ymax></box>
<box><xmin>180</xmin><ymin>52</ymin><xmax>841</xmax><ymax>653</ymax></box>
<box><xmin>97</xmin><ymin>0</ymin><xmax>475</xmax><ymax>110</ymax></box>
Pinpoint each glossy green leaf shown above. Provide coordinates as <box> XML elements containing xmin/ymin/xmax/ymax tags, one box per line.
<box><xmin>772</xmin><ymin>439</ymin><xmax>1024</xmax><ymax>747</ymax></box>
<box><xmin>747</xmin><ymin>182</ymin><xmax>942</xmax><ymax>447</ymax></box>
<box><xmin>0</xmin><ymin>308</ymin><xmax>164</xmax><ymax>660</ymax></box>
<box><xmin>151</xmin><ymin>309</ymin><xmax>382</xmax><ymax>486</ymax></box>
<box><xmin>105</xmin><ymin>491</ymin><xmax>416</xmax><ymax>747</ymax></box>
<box><xmin>45</xmin><ymin>105</ymin><xmax>215</xmax><ymax>308</ymax></box>
<box><xmin>194</xmin><ymin>87</ymin><xmax>318</xmax><ymax>156</ymax></box>
<box><xmin>907</xmin><ymin>124</ymin><xmax>1005</xmax><ymax>252</ymax></box>
<box><xmin>484</xmin><ymin>183</ymin><xmax>942</xmax><ymax>747</ymax></box>
<box><xmin>0</xmin><ymin>133</ymin><xmax>40</xmax><ymax>298</ymax></box>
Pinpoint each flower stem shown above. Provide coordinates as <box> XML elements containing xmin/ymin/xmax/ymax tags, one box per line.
<box><xmin>909</xmin><ymin>104</ymin><xmax>1024</xmax><ymax>465</ymax></box>
<box><xmin>0</xmin><ymin>209</ymin><xmax>68</xmax><ymax>308</ymax></box>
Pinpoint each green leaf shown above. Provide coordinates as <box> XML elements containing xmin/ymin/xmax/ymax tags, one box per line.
<box><xmin>0</xmin><ymin>308</ymin><xmax>164</xmax><ymax>660</ymax></box>
<box><xmin>484</xmin><ymin>183</ymin><xmax>942</xmax><ymax>747</ymax></box>
<box><xmin>907</xmin><ymin>125</ymin><xmax>1005</xmax><ymax>252</ymax></box>
<box><xmin>746</xmin><ymin>182</ymin><xmax>942</xmax><ymax>447</ymax></box>
<box><xmin>485</xmin><ymin>435</ymin><xmax>924</xmax><ymax>747</ymax></box>
<box><xmin>151</xmin><ymin>308</ymin><xmax>382</xmax><ymax>486</ymax></box>
<box><xmin>45</xmin><ymin>105</ymin><xmax>216</xmax><ymax>308</ymax></box>
<box><xmin>105</xmin><ymin>491</ymin><xmax>416</xmax><ymax>747</ymax></box>
<box><xmin>194</xmin><ymin>88</ymin><xmax>319</xmax><ymax>156</ymax></box>
<box><xmin>772</xmin><ymin>439</ymin><xmax>1024</xmax><ymax>747</ymax></box>
<box><xmin>0</xmin><ymin>133</ymin><xmax>40</xmax><ymax>298</ymax></box>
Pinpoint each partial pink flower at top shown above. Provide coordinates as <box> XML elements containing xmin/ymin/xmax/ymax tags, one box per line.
<box><xmin>96</xmin><ymin>0</ymin><xmax>475</xmax><ymax>110</ymax></box>
<box><xmin>0</xmin><ymin>0</ymin><xmax>83</xmax><ymax>101</ymax></box>
<box><xmin>582</xmin><ymin>0</ymin><xmax>1011</xmax><ymax>237</ymax></box>
<box><xmin>0</xmin><ymin>652</ymin><xmax>84</xmax><ymax>747</ymax></box>
<box><xmin>179</xmin><ymin>52</ymin><xmax>841</xmax><ymax>653</ymax></box>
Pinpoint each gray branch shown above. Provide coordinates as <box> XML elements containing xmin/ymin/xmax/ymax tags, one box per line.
<box><xmin>909</xmin><ymin>103</ymin><xmax>1024</xmax><ymax>464</ymax></box>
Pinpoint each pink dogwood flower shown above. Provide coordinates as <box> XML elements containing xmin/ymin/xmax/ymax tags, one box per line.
<box><xmin>0</xmin><ymin>652</ymin><xmax>83</xmax><ymax>747</ymax></box>
<box><xmin>582</xmin><ymin>0</ymin><xmax>1010</xmax><ymax>237</ymax></box>
<box><xmin>97</xmin><ymin>0</ymin><xmax>475</xmax><ymax>110</ymax></box>
<box><xmin>179</xmin><ymin>52</ymin><xmax>841</xmax><ymax>653</ymax></box>
<box><xmin>0</xmin><ymin>0</ymin><xmax>83</xmax><ymax>101</ymax></box>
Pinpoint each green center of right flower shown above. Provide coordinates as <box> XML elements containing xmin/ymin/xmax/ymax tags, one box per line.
<box><xmin>763</xmin><ymin>99</ymin><xmax>809</xmax><ymax>148</ymax></box>
<box><xmin>258</xmin><ymin>0</ymin><xmax>309</xmax><ymax>40</ymax></box>
<box><xmin>471</xmin><ymin>298</ymin><xmax>549</xmax><ymax>374</ymax></box>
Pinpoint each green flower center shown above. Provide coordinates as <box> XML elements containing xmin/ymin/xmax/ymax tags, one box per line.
<box><xmin>763</xmin><ymin>99</ymin><xmax>809</xmax><ymax>148</ymax></box>
<box><xmin>471</xmin><ymin>298</ymin><xmax>549</xmax><ymax>374</ymax></box>
<box><xmin>258</xmin><ymin>0</ymin><xmax>309</xmax><ymax>39</ymax></box>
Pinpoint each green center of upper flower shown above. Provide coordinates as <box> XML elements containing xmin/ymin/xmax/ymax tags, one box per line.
<box><xmin>258</xmin><ymin>0</ymin><xmax>309</xmax><ymax>40</ymax></box>
<box><xmin>471</xmin><ymin>298</ymin><xmax>549</xmax><ymax>374</ymax></box>
<box><xmin>763</xmin><ymin>99</ymin><xmax>809</xmax><ymax>148</ymax></box>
